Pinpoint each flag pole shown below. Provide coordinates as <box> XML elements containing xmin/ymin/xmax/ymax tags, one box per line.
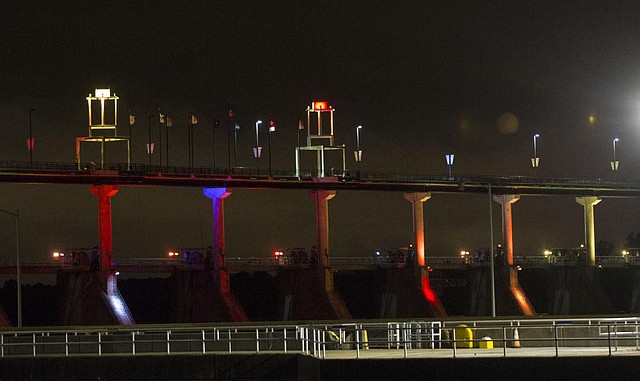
<box><xmin>227</xmin><ymin>100</ymin><xmax>231</xmax><ymax>174</ymax></box>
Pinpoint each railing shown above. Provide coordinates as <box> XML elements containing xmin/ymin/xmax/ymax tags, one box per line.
<box><xmin>3</xmin><ymin>318</ymin><xmax>640</xmax><ymax>359</ymax></box>
<box><xmin>0</xmin><ymin>160</ymin><xmax>637</xmax><ymax>191</ymax></box>
<box><xmin>0</xmin><ymin>325</ymin><xmax>322</xmax><ymax>358</ymax></box>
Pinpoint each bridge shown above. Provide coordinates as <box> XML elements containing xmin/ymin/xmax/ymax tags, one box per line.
<box><xmin>0</xmin><ymin>160</ymin><xmax>638</xmax><ymax>196</ymax></box>
<box><xmin>0</xmin><ymin>159</ymin><xmax>638</xmax><ymax>327</ymax></box>
<box><xmin>4</xmin><ymin>254</ymin><xmax>640</xmax><ymax>275</ymax></box>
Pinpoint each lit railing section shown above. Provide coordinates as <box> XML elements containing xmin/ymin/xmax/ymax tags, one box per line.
<box><xmin>3</xmin><ymin>318</ymin><xmax>640</xmax><ymax>359</ymax></box>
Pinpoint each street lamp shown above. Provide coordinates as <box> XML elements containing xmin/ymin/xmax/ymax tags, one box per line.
<box><xmin>611</xmin><ymin>138</ymin><xmax>620</xmax><ymax>171</ymax></box>
<box><xmin>354</xmin><ymin>125</ymin><xmax>363</xmax><ymax>162</ymax></box>
<box><xmin>531</xmin><ymin>133</ymin><xmax>540</xmax><ymax>168</ymax></box>
<box><xmin>445</xmin><ymin>154</ymin><xmax>455</xmax><ymax>179</ymax></box>
<box><xmin>233</xmin><ymin>122</ymin><xmax>240</xmax><ymax>169</ymax></box>
<box><xmin>253</xmin><ymin>120</ymin><xmax>263</xmax><ymax>173</ymax></box>
<box><xmin>147</xmin><ymin>115</ymin><xmax>154</xmax><ymax>167</ymax></box>
<box><xmin>268</xmin><ymin>119</ymin><xmax>276</xmax><ymax>177</ymax></box>
<box><xmin>0</xmin><ymin>209</ymin><xmax>20</xmax><ymax>327</ymax></box>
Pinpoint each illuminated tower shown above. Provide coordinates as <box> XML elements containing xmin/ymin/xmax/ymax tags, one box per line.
<box><xmin>295</xmin><ymin>101</ymin><xmax>346</xmax><ymax>177</ymax></box>
<box><xmin>75</xmin><ymin>88</ymin><xmax>131</xmax><ymax>170</ymax></box>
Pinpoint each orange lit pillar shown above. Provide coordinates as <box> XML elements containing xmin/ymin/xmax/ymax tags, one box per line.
<box><xmin>404</xmin><ymin>192</ymin><xmax>431</xmax><ymax>267</ymax></box>
<box><xmin>203</xmin><ymin>187</ymin><xmax>232</xmax><ymax>270</ymax></box>
<box><xmin>90</xmin><ymin>185</ymin><xmax>119</xmax><ymax>271</ymax></box>
<box><xmin>576</xmin><ymin>196</ymin><xmax>601</xmax><ymax>266</ymax></box>
<box><xmin>309</xmin><ymin>190</ymin><xmax>336</xmax><ymax>269</ymax></box>
<box><xmin>493</xmin><ymin>194</ymin><xmax>520</xmax><ymax>265</ymax></box>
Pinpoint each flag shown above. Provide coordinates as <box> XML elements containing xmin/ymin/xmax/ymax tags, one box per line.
<box><xmin>129</xmin><ymin>115</ymin><xmax>136</xmax><ymax>126</ymax></box>
<box><xmin>190</xmin><ymin>114</ymin><xmax>198</xmax><ymax>125</ymax></box>
<box><xmin>298</xmin><ymin>118</ymin><xmax>304</xmax><ymax>130</ymax></box>
<box><xmin>269</xmin><ymin>119</ymin><xmax>276</xmax><ymax>132</ymax></box>
<box><xmin>228</xmin><ymin>108</ymin><xmax>234</xmax><ymax>118</ymax></box>
<box><xmin>159</xmin><ymin>112</ymin><xmax>165</xmax><ymax>124</ymax></box>
<box><xmin>166</xmin><ymin>117</ymin><xmax>173</xmax><ymax>127</ymax></box>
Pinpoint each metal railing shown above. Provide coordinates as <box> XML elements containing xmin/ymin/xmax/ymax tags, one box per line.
<box><xmin>0</xmin><ymin>324</ymin><xmax>323</xmax><ymax>358</ymax></box>
<box><xmin>3</xmin><ymin>318</ymin><xmax>640</xmax><ymax>359</ymax></box>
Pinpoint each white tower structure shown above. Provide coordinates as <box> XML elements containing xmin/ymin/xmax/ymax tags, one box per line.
<box><xmin>75</xmin><ymin>88</ymin><xmax>130</xmax><ymax>170</ymax></box>
<box><xmin>295</xmin><ymin>101</ymin><xmax>346</xmax><ymax>177</ymax></box>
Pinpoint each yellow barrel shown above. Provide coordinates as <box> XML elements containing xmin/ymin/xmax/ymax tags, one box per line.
<box><xmin>454</xmin><ymin>324</ymin><xmax>474</xmax><ymax>348</ymax></box>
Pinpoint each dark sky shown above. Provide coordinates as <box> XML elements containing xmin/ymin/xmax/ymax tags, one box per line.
<box><xmin>2</xmin><ymin>1</ymin><xmax>640</xmax><ymax>266</ymax></box>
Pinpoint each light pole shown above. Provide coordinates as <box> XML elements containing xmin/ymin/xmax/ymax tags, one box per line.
<box><xmin>253</xmin><ymin>120</ymin><xmax>262</xmax><ymax>173</ymax></box>
<box><xmin>611</xmin><ymin>138</ymin><xmax>620</xmax><ymax>171</ymax></box>
<box><xmin>444</xmin><ymin>127</ymin><xmax>455</xmax><ymax>179</ymax></box>
<box><xmin>233</xmin><ymin>122</ymin><xmax>240</xmax><ymax>168</ymax></box>
<box><xmin>531</xmin><ymin>133</ymin><xmax>540</xmax><ymax>169</ymax></box>
<box><xmin>147</xmin><ymin>115</ymin><xmax>154</xmax><ymax>167</ymax></box>
<box><xmin>354</xmin><ymin>125</ymin><xmax>363</xmax><ymax>162</ymax></box>
<box><xmin>0</xmin><ymin>209</ymin><xmax>20</xmax><ymax>327</ymax></box>
<box><xmin>268</xmin><ymin>120</ymin><xmax>276</xmax><ymax>177</ymax></box>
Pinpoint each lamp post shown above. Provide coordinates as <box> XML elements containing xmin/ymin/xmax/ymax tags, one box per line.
<box><xmin>611</xmin><ymin>138</ymin><xmax>620</xmax><ymax>171</ymax></box>
<box><xmin>268</xmin><ymin>120</ymin><xmax>276</xmax><ymax>177</ymax></box>
<box><xmin>28</xmin><ymin>109</ymin><xmax>35</xmax><ymax>167</ymax></box>
<box><xmin>0</xmin><ymin>209</ymin><xmax>20</xmax><ymax>327</ymax></box>
<box><xmin>531</xmin><ymin>133</ymin><xmax>540</xmax><ymax>168</ymax></box>
<box><xmin>354</xmin><ymin>125</ymin><xmax>363</xmax><ymax>162</ymax></box>
<box><xmin>147</xmin><ymin>115</ymin><xmax>154</xmax><ymax>167</ymax></box>
<box><xmin>233</xmin><ymin>122</ymin><xmax>240</xmax><ymax>168</ymax></box>
<box><xmin>253</xmin><ymin>120</ymin><xmax>262</xmax><ymax>173</ymax></box>
<box><xmin>445</xmin><ymin>154</ymin><xmax>455</xmax><ymax>179</ymax></box>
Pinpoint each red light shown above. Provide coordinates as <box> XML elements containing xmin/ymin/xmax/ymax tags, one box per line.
<box><xmin>273</xmin><ymin>250</ymin><xmax>284</xmax><ymax>257</ymax></box>
<box><xmin>269</xmin><ymin>119</ymin><xmax>276</xmax><ymax>132</ymax></box>
<box><xmin>421</xmin><ymin>276</ymin><xmax>437</xmax><ymax>304</ymax></box>
<box><xmin>311</xmin><ymin>101</ymin><xmax>329</xmax><ymax>111</ymax></box>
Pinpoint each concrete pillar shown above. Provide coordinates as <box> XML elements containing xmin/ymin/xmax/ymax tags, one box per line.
<box><xmin>309</xmin><ymin>190</ymin><xmax>336</xmax><ymax>269</ymax></box>
<box><xmin>493</xmin><ymin>194</ymin><xmax>520</xmax><ymax>266</ymax></box>
<box><xmin>203</xmin><ymin>187</ymin><xmax>232</xmax><ymax>270</ymax></box>
<box><xmin>576</xmin><ymin>196</ymin><xmax>602</xmax><ymax>266</ymax></box>
<box><xmin>404</xmin><ymin>192</ymin><xmax>431</xmax><ymax>267</ymax></box>
<box><xmin>90</xmin><ymin>185</ymin><xmax>119</xmax><ymax>271</ymax></box>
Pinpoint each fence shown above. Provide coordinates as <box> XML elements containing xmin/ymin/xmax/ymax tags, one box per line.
<box><xmin>2</xmin><ymin>317</ymin><xmax>640</xmax><ymax>359</ymax></box>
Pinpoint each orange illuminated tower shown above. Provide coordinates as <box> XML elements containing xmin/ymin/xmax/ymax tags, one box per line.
<box><xmin>295</xmin><ymin>101</ymin><xmax>346</xmax><ymax>177</ymax></box>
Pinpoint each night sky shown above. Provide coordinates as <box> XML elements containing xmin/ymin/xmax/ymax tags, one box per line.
<box><xmin>2</xmin><ymin>1</ymin><xmax>640</xmax><ymax>268</ymax></box>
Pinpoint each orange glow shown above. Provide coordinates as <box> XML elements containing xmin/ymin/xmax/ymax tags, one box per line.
<box><xmin>311</xmin><ymin>101</ymin><xmax>329</xmax><ymax>111</ymax></box>
<box><xmin>421</xmin><ymin>276</ymin><xmax>437</xmax><ymax>304</ymax></box>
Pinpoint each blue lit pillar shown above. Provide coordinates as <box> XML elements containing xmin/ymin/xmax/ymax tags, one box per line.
<box><xmin>203</xmin><ymin>187</ymin><xmax>232</xmax><ymax>270</ymax></box>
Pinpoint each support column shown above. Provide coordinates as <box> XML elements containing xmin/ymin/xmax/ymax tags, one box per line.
<box><xmin>309</xmin><ymin>190</ymin><xmax>336</xmax><ymax>270</ymax></box>
<box><xmin>203</xmin><ymin>187</ymin><xmax>232</xmax><ymax>271</ymax></box>
<box><xmin>576</xmin><ymin>196</ymin><xmax>602</xmax><ymax>266</ymax></box>
<box><xmin>90</xmin><ymin>185</ymin><xmax>119</xmax><ymax>272</ymax></box>
<box><xmin>493</xmin><ymin>194</ymin><xmax>520</xmax><ymax>266</ymax></box>
<box><xmin>403</xmin><ymin>192</ymin><xmax>431</xmax><ymax>267</ymax></box>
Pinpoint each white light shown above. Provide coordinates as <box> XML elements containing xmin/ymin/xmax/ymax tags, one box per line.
<box><xmin>95</xmin><ymin>88</ymin><xmax>111</xmax><ymax>98</ymax></box>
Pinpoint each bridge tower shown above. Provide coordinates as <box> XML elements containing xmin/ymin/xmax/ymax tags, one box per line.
<box><xmin>76</xmin><ymin>88</ymin><xmax>130</xmax><ymax>170</ymax></box>
<box><xmin>295</xmin><ymin>101</ymin><xmax>346</xmax><ymax>177</ymax></box>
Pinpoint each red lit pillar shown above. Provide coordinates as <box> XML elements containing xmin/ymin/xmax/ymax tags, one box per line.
<box><xmin>203</xmin><ymin>187</ymin><xmax>232</xmax><ymax>270</ymax></box>
<box><xmin>309</xmin><ymin>190</ymin><xmax>336</xmax><ymax>269</ymax></box>
<box><xmin>493</xmin><ymin>194</ymin><xmax>520</xmax><ymax>266</ymax></box>
<box><xmin>404</xmin><ymin>192</ymin><xmax>431</xmax><ymax>267</ymax></box>
<box><xmin>90</xmin><ymin>185</ymin><xmax>119</xmax><ymax>271</ymax></box>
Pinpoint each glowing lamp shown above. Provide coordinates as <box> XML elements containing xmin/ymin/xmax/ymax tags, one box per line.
<box><xmin>273</xmin><ymin>250</ymin><xmax>284</xmax><ymax>257</ymax></box>
<box><xmin>311</xmin><ymin>101</ymin><xmax>329</xmax><ymax>111</ymax></box>
<box><xmin>95</xmin><ymin>88</ymin><xmax>111</xmax><ymax>98</ymax></box>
